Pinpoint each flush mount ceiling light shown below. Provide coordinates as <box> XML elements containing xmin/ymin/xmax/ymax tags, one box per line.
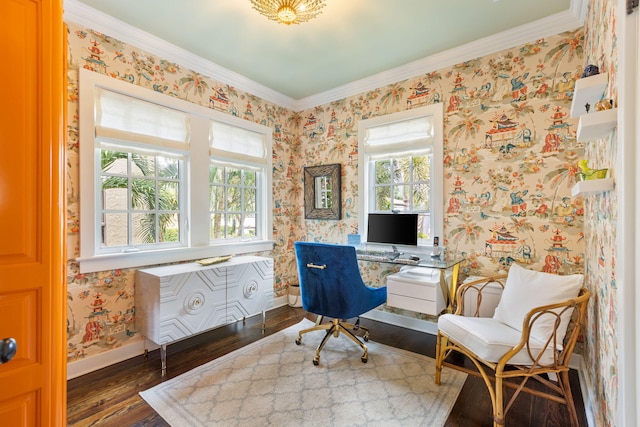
<box><xmin>249</xmin><ymin>0</ymin><xmax>327</xmax><ymax>25</ymax></box>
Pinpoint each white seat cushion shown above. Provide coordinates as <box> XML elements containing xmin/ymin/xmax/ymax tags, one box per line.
<box><xmin>438</xmin><ymin>314</ymin><xmax>558</xmax><ymax>366</ymax></box>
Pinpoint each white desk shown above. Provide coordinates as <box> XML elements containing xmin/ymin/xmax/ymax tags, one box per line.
<box><xmin>354</xmin><ymin>243</ymin><xmax>464</xmax><ymax>314</ymax></box>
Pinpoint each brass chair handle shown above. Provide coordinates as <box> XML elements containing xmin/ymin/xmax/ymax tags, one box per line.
<box><xmin>306</xmin><ymin>263</ymin><xmax>327</xmax><ymax>269</ymax></box>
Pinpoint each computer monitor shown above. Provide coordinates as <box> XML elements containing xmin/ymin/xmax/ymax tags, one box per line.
<box><xmin>366</xmin><ymin>213</ymin><xmax>418</xmax><ymax>246</ymax></box>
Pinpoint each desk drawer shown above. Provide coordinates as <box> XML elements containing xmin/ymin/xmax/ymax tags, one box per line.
<box><xmin>387</xmin><ymin>279</ymin><xmax>440</xmax><ymax>301</ymax></box>
<box><xmin>386</xmin><ymin>268</ymin><xmax>446</xmax><ymax>315</ymax></box>
<box><xmin>387</xmin><ymin>293</ymin><xmax>442</xmax><ymax>315</ymax></box>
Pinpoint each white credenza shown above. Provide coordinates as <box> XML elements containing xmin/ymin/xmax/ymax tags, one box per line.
<box><xmin>136</xmin><ymin>255</ymin><xmax>274</xmax><ymax>373</ymax></box>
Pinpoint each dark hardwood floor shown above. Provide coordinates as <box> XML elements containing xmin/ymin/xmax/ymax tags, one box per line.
<box><xmin>67</xmin><ymin>305</ymin><xmax>587</xmax><ymax>426</ymax></box>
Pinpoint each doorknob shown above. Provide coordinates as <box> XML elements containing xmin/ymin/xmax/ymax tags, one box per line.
<box><xmin>0</xmin><ymin>338</ymin><xmax>17</xmax><ymax>364</ymax></box>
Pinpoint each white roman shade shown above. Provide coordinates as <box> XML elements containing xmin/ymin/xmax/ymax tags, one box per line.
<box><xmin>364</xmin><ymin>116</ymin><xmax>433</xmax><ymax>159</ymax></box>
<box><xmin>95</xmin><ymin>88</ymin><xmax>189</xmax><ymax>148</ymax></box>
<box><xmin>210</xmin><ymin>121</ymin><xmax>267</xmax><ymax>167</ymax></box>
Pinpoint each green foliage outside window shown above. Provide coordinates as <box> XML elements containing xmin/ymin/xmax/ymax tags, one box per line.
<box><xmin>373</xmin><ymin>154</ymin><xmax>432</xmax><ymax>240</ymax></box>
<box><xmin>100</xmin><ymin>150</ymin><xmax>181</xmax><ymax>247</ymax></box>
<box><xmin>209</xmin><ymin>164</ymin><xmax>257</xmax><ymax>240</ymax></box>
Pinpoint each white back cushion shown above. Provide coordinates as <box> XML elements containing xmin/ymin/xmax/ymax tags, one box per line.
<box><xmin>493</xmin><ymin>263</ymin><xmax>583</xmax><ymax>344</ymax></box>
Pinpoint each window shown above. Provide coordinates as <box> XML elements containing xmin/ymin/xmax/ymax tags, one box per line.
<box><xmin>209</xmin><ymin>165</ymin><xmax>257</xmax><ymax>239</ymax></box>
<box><xmin>358</xmin><ymin>104</ymin><xmax>444</xmax><ymax>246</ymax></box>
<box><xmin>100</xmin><ymin>150</ymin><xmax>184</xmax><ymax>248</ymax></box>
<box><xmin>79</xmin><ymin>69</ymin><xmax>272</xmax><ymax>273</ymax></box>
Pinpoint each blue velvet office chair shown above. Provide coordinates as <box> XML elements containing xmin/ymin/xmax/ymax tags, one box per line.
<box><xmin>294</xmin><ymin>241</ymin><xmax>387</xmax><ymax>365</ymax></box>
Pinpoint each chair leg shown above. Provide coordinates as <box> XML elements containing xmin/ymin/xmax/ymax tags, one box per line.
<box><xmin>295</xmin><ymin>316</ymin><xmax>333</xmax><ymax>345</ymax></box>
<box><xmin>559</xmin><ymin>370</ymin><xmax>579</xmax><ymax>426</ymax></box>
<box><xmin>435</xmin><ymin>333</ymin><xmax>446</xmax><ymax>385</ymax></box>
<box><xmin>307</xmin><ymin>318</ymin><xmax>370</xmax><ymax>365</ymax></box>
<box><xmin>493</xmin><ymin>375</ymin><xmax>505</xmax><ymax>426</ymax></box>
<box><xmin>343</xmin><ymin>318</ymin><xmax>370</xmax><ymax>341</ymax></box>
<box><xmin>337</xmin><ymin>322</ymin><xmax>368</xmax><ymax>363</ymax></box>
<box><xmin>313</xmin><ymin>322</ymin><xmax>337</xmax><ymax>365</ymax></box>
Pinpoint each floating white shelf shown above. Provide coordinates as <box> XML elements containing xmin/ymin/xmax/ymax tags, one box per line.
<box><xmin>570</xmin><ymin>73</ymin><xmax>609</xmax><ymax>118</ymax></box>
<box><xmin>577</xmin><ymin>108</ymin><xmax>617</xmax><ymax>141</ymax></box>
<box><xmin>571</xmin><ymin>178</ymin><xmax>614</xmax><ymax>197</ymax></box>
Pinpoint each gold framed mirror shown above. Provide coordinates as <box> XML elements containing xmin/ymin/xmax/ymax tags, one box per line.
<box><xmin>304</xmin><ymin>164</ymin><xmax>341</xmax><ymax>220</ymax></box>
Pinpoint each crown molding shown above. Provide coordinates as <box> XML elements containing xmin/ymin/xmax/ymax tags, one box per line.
<box><xmin>64</xmin><ymin>0</ymin><xmax>586</xmax><ymax>113</ymax></box>
<box><xmin>63</xmin><ymin>0</ymin><xmax>297</xmax><ymax>109</ymax></box>
<box><xmin>294</xmin><ymin>0</ymin><xmax>587</xmax><ymax>110</ymax></box>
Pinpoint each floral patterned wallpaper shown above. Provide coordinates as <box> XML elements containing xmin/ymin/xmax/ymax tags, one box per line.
<box><xmin>65</xmin><ymin>23</ymin><xmax>302</xmax><ymax>360</ymax></box>
<box><xmin>581</xmin><ymin>0</ymin><xmax>618</xmax><ymax>426</ymax></box>
<box><xmin>66</xmin><ymin>17</ymin><xmax>615</xmax><ymax>423</ymax></box>
<box><xmin>297</xmin><ymin>30</ymin><xmax>588</xmax><ymax>320</ymax></box>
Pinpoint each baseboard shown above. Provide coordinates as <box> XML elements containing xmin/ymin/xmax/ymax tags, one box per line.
<box><xmin>67</xmin><ymin>297</ymin><xmax>289</xmax><ymax>380</ymax></box>
<box><xmin>575</xmin><ymin>354</ymin><xmax>597</xmax><ymax>427</ymax></box>
<box><xmin>273</xmin><ymin>295</ymin><xmax>288</xmax><ymax>308</ymax></box>
<box><xmin>67</xmin><ymin>337</ymin><xmax>149</xmax><ymax>380</ymax></box>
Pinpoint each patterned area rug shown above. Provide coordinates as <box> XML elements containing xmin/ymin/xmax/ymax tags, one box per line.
<box><xmin>140</xmin><ymin>319</ymin><xmax>466</xmax><ymax>426</ymax></box>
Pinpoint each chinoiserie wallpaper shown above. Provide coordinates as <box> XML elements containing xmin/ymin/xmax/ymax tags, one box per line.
<box><xmin>581</xmin><ymin>0</ymin><xmax>618</xmax><ymax>426</ymax></box>
<box><xmin>65</xmin><ymin>9</ymin><xmax>614</xmax><ymax>424</ymax></box>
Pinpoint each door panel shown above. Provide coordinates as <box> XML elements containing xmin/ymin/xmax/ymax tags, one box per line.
<box><xmin>0</xmin><ymin>291</ymin><xmax>37</xmax><ymax>366</ymax></box>
<box><xmin>0</xmin><ymin>0</ymin><xmax>66</xmax><ymax>425</ymax></box>
<box><xmin>0</xmin><ymin>0</ymin><xmax>38</xmax><ymax>265</ymax></box>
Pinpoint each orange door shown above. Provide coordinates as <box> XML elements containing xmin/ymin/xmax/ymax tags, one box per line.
<box><xmin>0</xmin><ymin>0</ymin><xmax>66</xmax><ymax>425</ymax></box>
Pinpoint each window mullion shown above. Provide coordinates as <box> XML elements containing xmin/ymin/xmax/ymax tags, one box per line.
<box><xmin>190</xmin><ymin>116</ymin><xmax>211</xmax><ymax>247</ymax></box>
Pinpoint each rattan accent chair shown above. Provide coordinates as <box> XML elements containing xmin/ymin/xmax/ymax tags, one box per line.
<box><xmin>435</xmin><ymin>264</ymin><xmax>590</xmax><ymax>426</ymax></box>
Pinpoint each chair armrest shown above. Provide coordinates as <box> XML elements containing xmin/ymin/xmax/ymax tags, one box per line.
<box><xmin>498</xmin><ymin>287</ymin><xmax>590</xmax><ymax>369</ymax></box>
<box><xmin>453</xmin><ymin>275</ymin><xmax>507</xmax><ymax>316</ymax></box>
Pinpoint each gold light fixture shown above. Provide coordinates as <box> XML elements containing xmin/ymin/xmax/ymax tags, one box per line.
<box><xmin>250</xmin><ymin>0</ymin><xmax>327</xmax><ymax>25</ymax></box>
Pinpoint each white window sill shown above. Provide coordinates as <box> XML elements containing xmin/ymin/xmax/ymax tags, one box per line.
<box><xmin>77</xmin><ymin>240</ymin><xmax>274</xmax><ymax>274</ymax></box>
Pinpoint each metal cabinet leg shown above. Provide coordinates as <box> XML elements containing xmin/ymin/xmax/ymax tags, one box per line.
<box><xmin>161</xmin><ymin>344</ymin><xmax>167</xmax><ymax>376</ymax></box>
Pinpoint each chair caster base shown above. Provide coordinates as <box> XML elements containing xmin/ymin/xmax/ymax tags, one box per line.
<box><xmin>295</xmin><ymin>337</ymin><xmax>302</xmax><ymax>345</ymax></box>
<box><xmin>361</xmin><ymin>356</ymin><xmax>368</xmax><ymax>363</ymax></box>
<box><xmin>313</xmin><ymin>358</ymin><xmax>319</xmax><ymax>366</ymax></box>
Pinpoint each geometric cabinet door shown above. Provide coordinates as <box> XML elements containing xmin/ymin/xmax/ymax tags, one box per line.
<box><xmin>136</xmin><ymin>256</ymin><xmax>274</xmax><ymax>346</ymax></box>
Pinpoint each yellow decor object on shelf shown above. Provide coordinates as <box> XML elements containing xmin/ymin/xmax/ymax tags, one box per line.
<box><xmin>595</xmin><ymin>99</ymin><xmax>614</xmax><ymax>111</ymax></box>
<box><xmin>577</xmin><ymin>159</ymin><xmax>608</xmax><ymax>181</ymax></box>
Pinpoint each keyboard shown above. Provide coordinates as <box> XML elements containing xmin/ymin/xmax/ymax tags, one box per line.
<box><xmin>393</xmin><ymin>257</ymin><xmax>420</xmax><ymax>265</ymax></box>
<box><xmin>356</xmin><ymin>249</ymin><xmax>399</xmax><ymax>262</ymax></box>
<box><xmin>357</xmin><ymin>253</ymin><xmax>394</xmax><ymax>262</ymax></box>
<box><xmin>356</xmin><ymin>249</ymin><xmax>422</xmax><ymax>264</ymax></box>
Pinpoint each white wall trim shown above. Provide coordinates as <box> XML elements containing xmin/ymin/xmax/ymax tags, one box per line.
<box><xmin>64</xmin><ymin>0</ymin><xmax>587</xmax><ymax>112</ymax></box>
<box><xmin>576</xmin><ymin>354</ymin><xmax>597</xmax><ymax>427</ymax></box>
<box><xmin>67</xmin><ymin>337</ymin><xmax>149</xmax><ymax>380</ymax></box>
<box><xmin>616</xmin><ymin>2</ymin><xmax>639</xmax><ymax>426</ymax></box>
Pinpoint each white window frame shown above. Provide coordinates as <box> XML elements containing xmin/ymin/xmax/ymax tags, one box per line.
<box><xmin>78</xmin><ymin>68</ymin><xmax>272</xmax><ymax>273</ymax></box>
<box><xmin>357</xmin><ymin>104</ymin><xmax>444</xmax><ymax>247</ymax></box>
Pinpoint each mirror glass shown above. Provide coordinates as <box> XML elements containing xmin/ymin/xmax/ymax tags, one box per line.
<box><xmin>314</xmin><ymin>175</ymin><xmax>332</xmax><ymax>209</ymax></box>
